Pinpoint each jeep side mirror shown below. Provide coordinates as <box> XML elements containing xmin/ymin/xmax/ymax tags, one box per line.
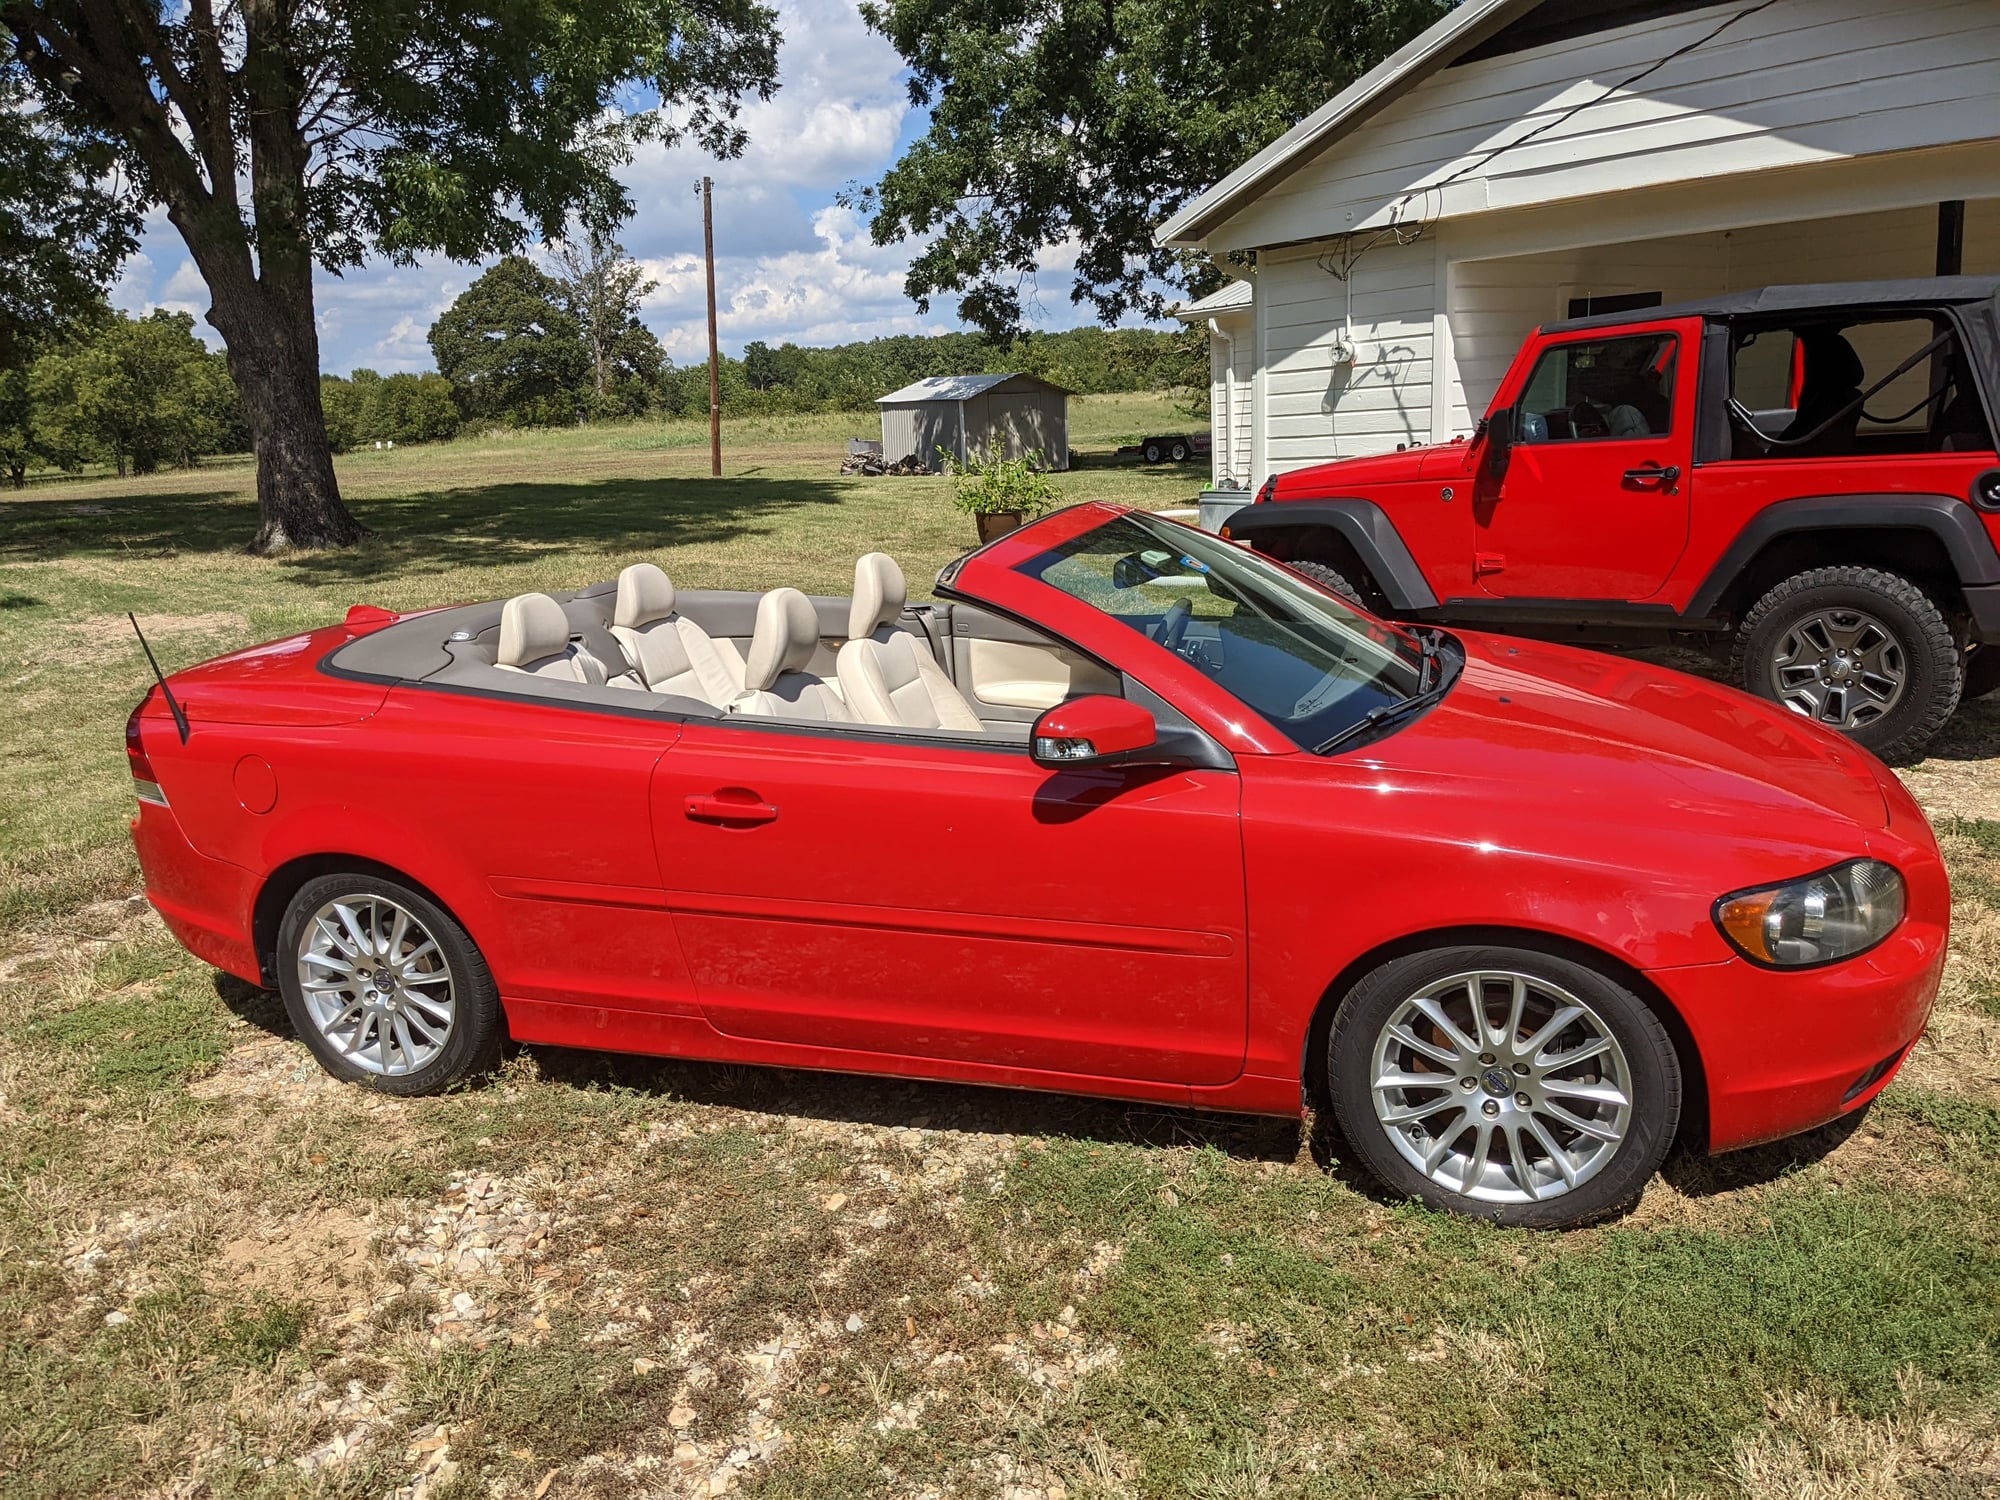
<box><xmin>1031</xmin><ymin>696</ymin><xmax>1164</xmax><ymax>769</ymax></box>
<box><xmin>1484</xmin><ymin>406</ymin><xmax>1516</xmax><ymax>478</ymax></box>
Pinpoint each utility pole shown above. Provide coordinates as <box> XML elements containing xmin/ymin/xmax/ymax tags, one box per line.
<box><xmin>701</xmin><ymin>175</ymin><xmax>722</xmax><ymax>477</ymax></box>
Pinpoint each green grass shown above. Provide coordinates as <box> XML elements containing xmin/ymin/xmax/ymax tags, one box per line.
<box><xmin>2</xmin><ymin>394</ymin><xmax>1999</xmax><ymax>1497</ymax></box>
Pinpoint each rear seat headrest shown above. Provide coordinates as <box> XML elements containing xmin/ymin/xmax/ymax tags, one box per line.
<box><xmin>614</xmin><ymin>563</ymin><xmax>676</xmax><ymax>629</ymax></box>
<box><xmin>498</xmin><ymin>593</ymin><xmax>572</xmax><ymax>667</ymax></box>
<box><xmin>745</xmin><ymin>587</ymin><xmax>820</xmax><ymax>692</ymax></box>
<box><xmin>850</xmin><ymin>552</ymin><xmax>907</xmax><ymax>640</ymax></box>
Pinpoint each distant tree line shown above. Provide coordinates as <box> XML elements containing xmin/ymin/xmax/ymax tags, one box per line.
<box><xmin>417</xmin><ymin>239</ymin><xmax>1206</xmax><ymax>429</ymax></box>
<box><xmin>0</xmin><ymin>307</ymin><xmax>243</xmax><ymax>487</ymax></box>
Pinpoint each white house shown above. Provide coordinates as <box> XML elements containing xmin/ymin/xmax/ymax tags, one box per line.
<box><xmin>1162</xmin><ymin>0</ymin><xmax>2000</xmax><ymax>492</ymax></box>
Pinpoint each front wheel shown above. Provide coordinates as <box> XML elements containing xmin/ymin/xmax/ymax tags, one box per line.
<box><xmin>1328</xmin><ymin>946</ymin><xmax>1680</xmax><ymax>1228</ymax></box>
<box><xmin>1731</xmin><ymin>566</ymin><xmax>1960</xmax><ymax>761</ymax></box>
<box><xmin>1142</xmin><ymin>441</ymin><xmax>1164</xmax><ymax>464</ymax></box>
<box><xmin>276</xmin><ymin>872</ymin><xmax>505</xmax><ymax>1095</ymax></box>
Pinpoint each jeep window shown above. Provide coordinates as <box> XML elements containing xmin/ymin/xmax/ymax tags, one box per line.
<box><xmin>1516</xmin><ymin>334</ymin><xmax>1677</xmax><ymax>443</ymax></box>
<box><xmin>1728</xmin><ymin>316</ymin><xmax>1994</xmax><ymax>459</ymax></box>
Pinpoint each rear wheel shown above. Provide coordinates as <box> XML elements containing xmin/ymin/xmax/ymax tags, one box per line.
<box><xmin>1328</xmin><ymin>946</ymin><xmax>1680</xmax><ymax>1228</ymax></box>
<box><xmin>1289</xmin><ymin>560</ymin><xmax>1365</xmax><ymax>609</ymax></box>
<box><xmin>276</xmin><ymin>873</ymin><xmax>504</xmax><ymax>1095</ymax></box>
<box><xmin>1169</xmin><ymin>439</ymin><xmax>1191</xmax><ymax>462</ymax></box>
<box><xmin>1731</xmin><ymin>566</ymin><xmax>1959</xmax><ymax>761</ymax></box>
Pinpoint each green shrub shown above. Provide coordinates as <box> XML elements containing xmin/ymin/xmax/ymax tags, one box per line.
<box><xmin>944</xmin><ymin>445</ymin><xmax>1064</xmax><ymax>518</ymax></box>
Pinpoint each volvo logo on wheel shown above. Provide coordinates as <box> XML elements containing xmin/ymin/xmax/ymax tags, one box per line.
<box><xmin>1482</xmin><ymin>1067</ymin><xmax>1512</xmax><ymax>1096</ymax></box>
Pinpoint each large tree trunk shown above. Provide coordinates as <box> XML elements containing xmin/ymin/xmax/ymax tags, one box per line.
<box><xmin>211</xmin><ymin>280</ymin><xmax>363</xmax><ymax>553</ymax></box>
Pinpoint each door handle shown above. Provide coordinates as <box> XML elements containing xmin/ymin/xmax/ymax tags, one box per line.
<box><xmin>1623</xmin><ymin>463</ymin><xmax>1681</xmax><ymax>485</ymax></box>
<box><xmin>685</xmin><ymin>793</ymin><xmax>779</xmax><ymax>825</ymax></box>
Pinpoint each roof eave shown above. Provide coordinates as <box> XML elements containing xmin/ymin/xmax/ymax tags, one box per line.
<box><xmin>1155</xmin><ymin>0</ymin><xmax>1541</xmax><ymax>251</ymax></box>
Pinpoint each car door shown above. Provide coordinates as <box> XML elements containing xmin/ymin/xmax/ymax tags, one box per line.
<box><xmin>649</xmin><ymin>715</ymin><xmax>1247</xmax><ymax>1086</ymax></box>
<box><xmin>1477</xmin><ymin>319</ymin><xmax>1699</xmax><ymax>600</ymax></box>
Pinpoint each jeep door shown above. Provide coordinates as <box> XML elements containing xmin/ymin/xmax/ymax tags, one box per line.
<box><xmin>1478</xmin><ymin>317</ymin><xmax>1701</xmax><ymax>600</ymax></box>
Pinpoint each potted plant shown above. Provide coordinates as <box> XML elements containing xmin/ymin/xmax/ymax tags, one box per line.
<box><xmin>944</xmin><ymin>445</ymin><xmax>1064</xmax><ymax>543</ymax></box>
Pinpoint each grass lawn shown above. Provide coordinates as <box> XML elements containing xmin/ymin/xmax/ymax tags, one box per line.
<box><xmin>3</xmin><ymin>393</ymin><xmax>1999</xmax><ymax>1498</ymax></box>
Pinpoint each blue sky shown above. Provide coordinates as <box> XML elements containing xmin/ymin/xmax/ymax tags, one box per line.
<box><xmin>109</xmin><ymin>0</ymin><xmax>1136</xmax><ymax>374</ymax></box>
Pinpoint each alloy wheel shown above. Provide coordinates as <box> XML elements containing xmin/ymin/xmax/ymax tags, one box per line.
<box><xmin>1769</xmin><ymin>606</ymin><xmax>1907</xmax><ymax>731</ymax></box>
<box><xmin>1369</xmin><ymin>969</ymin><xmax>1634</xmax><ymax>1204</ymax></box>
<box><xmin>296</xmin><ymin>894</ymin><xmax>457</xmax><ymax>1076</ymax></box>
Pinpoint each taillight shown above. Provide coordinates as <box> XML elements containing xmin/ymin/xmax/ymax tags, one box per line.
<box><xmin>126</xmin><ymin>701</ymin><xmax>168</xmax><ymax>807</ymax></box>
<box><xmin>1255</xmin><ymin>474</ymin><xmax>1278</xmax><ymax>504</ymax></box>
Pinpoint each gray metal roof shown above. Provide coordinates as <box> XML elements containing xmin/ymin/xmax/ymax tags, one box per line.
<box><xmin>1172</xmin><ymin>280</ymin><xmax>1255</xmax><ymax>321</ymax></box>
<box><xmin>876</xmin><ymin>372</ymin><xmax>1070</xmax><ymax>404</ymax></box>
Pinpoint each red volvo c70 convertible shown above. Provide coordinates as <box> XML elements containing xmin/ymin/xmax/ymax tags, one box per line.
<box><xmin>126</xmin><ymin>503</ymin><xmax>1945</xmax><ymax>1227</ymax></box>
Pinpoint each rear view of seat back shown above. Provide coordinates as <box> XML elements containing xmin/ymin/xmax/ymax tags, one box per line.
<box><xmin>610</xmin><ymin>563</ymin><xmax>746</xmax><ymax>705</ymax></box>
<box><xmin>496</xmin><ymin>593</ymin><xmax>612</xmax><ymax>685</ymax></box>
<box><xmin>733</xmin><ymin>588</ymin><xmax>850</xmax><ymax>721</ymax></box>
<box><xmin>837</xmin><ymin>554</ymin><xmax>983</xmax><ymax>732</ymax></box>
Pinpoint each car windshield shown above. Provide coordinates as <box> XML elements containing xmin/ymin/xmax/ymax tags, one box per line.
<box><xmin>1013</xmin><ymin>512</ymin><xmax>1435</xmax><ymax>750</ymax></box>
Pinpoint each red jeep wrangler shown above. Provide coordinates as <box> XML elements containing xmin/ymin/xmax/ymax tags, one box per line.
<box><xmin>1225</xmin><ymin>277</ymin><xmax>2000</xmax><ymax>760</ymax></box>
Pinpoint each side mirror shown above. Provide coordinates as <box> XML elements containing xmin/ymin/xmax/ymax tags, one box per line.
<box><xmin>1031</xmin><ymin>695</ymin><xmax>1165</xmax><ymax>769</ymax></box>
<box><xmin>1484</xmin><ymin>405</ymin><xmax>1516</xmax><ymax>478</ymax></box>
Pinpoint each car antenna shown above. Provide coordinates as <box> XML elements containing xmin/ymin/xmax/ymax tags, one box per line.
<box><xmin>128</xmin><ymin>612</ymin><xmax>190</xmax><ymax>745</ymax></box>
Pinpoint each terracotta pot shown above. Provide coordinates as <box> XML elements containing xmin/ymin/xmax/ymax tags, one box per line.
<box><xmin>975</xmin><ymin>511</ymin><xmax>1023</xmax><ymax>544</ymax></box>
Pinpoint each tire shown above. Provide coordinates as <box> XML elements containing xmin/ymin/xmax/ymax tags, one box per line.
<box><xmin>1964</xmin><ymin>644</ymin><xmax>2000</xmax><ymax>701</ymax></box>
<box><xmin>1169</xmin><ymin>439</ymin><xmax>1191</xmax><ymax>462</ymax></box>
<box><xmin>1730</xmin><ymin>566</ymin><xmax>1960</xmax><ymax>761</ymax></box>
<box><xmin>1142</xmin><ymin>441</ymin><xmax>1164</xmax><ymax>464</ymax></box>
<box><xmin>276</xmin><ymin>872</ymin><xmax>505</xmax><ymax>1095</ymax></box>
<box><xmin>1288</xmin><ymin>559</ymin><xmax>1366</xmax><ymax>609</ymax></box>
<box><xmin>1328</xmin><ymin>945</ymin><xmax>1680</xmax><ymax>1229</ymax></box>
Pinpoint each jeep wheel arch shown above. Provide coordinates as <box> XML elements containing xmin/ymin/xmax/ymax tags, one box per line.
<box><xmin>1224</xmin><ymin>500</ymin><xmax>1440</xmax><ymax>614</ymax></box>
<box><xmin>1689</xmin><ymin>494</ymin><xmax>2000</xmax><ymax>622</ymax></box>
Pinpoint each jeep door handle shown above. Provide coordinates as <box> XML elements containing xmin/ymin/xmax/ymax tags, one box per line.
<box><xmin>1623</xmin><ymin>463</ymin><xmax>1681</xmax><ymax>485</ymax></box>
<box><xmin>685</xmin><ymin>793</ymin><xmax>779</xmax><ymax>825</ymax></box>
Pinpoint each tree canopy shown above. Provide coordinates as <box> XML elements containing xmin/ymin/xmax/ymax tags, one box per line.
<box><xmin>2</xmin><ymin>0</ymin><xmax>783</xmax><ymax>548</ymax></box>
<box><xmin>550</xmin><ymin>230</ymin><xmax>665</xmax><ymax>417</ymax></box>
<box><xmin>0</xmin><ymin>68</ymin><xmax>139</xmax><ymax>365</ymax></box>
<box><xmin>852</xmin><ymin>0</ymin><xmax>1449</xmax><ymax>338</ymax></box>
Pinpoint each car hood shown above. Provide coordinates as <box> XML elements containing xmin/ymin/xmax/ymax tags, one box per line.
<box><xmin>1275</xmin><ymin>448</ymin><xmax>1432</xmax><ymax>491</ymax></box>
<box><xmin>1363</xmin><ymin>631</ymin><xmax>1889</xmax><ymax>834</ymax></box>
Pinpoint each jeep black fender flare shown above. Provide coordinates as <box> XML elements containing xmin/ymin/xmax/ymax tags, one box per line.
<box><xmin>1220</xmin><ymin>500</ymin><xmax>1440</xmax><ymax>612</ymax></box>
<box><xmin>1685</xmin><ymin>493</ymin><xmax>2000</xmax><ymax>621</ymax></box>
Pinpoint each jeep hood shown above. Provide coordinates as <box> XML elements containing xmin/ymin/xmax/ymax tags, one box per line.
<box><xmin>1368</xmin><ymin>632</ymin><xmax>1890</xmax><ymax>836</ymax></box>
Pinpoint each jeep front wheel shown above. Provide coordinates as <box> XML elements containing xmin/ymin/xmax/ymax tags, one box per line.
<box><xmin>1289</xmin><ymin>560</ymin><xmax>1366</xmax><ymax>610</ymax></box>
<box><xmin>1731</xmin><ymin>566</ymin><xmax>1961</xmax><ymax>761</ymax></box>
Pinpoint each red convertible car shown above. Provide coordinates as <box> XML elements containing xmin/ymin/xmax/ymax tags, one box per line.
<box><xmin>127</xmin><ymin>503</ymin><xmax>1945</xmax><ymax>1227</ymax></box>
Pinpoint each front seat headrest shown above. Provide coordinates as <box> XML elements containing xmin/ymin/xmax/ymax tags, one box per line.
<box><xmin>614</xmin><ymin>563</ymin><xmax>676</xmax><ymax>629</ymax></box>
<box><xmin>849</xmin><ymin>553</ymin><xmax>907</xmax><ymax>640</ymax></box>
<box><xmin>498</xmin><ymin>593</ymin><xmax>572</xmax><ymax>668</ymax></box>
<box><xmin>745</xmin><ymin>587</ymin><xmax>820</xmax><ymax>692</ymax></box>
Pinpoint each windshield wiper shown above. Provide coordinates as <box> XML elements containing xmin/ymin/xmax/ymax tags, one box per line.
<box><xmin>1415</xmin><ymin>628</ymin><xmax>1443</xmax><ymax>692</ymax></box>
<box><xmin>1313</xmin><ymin>638</ymin><xmax>1453</xmax><ymax>756</ymax></box>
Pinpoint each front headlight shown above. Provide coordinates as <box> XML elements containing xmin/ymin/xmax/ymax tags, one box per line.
<box><xmin>1714</xmin><ymin>859</ymin><xmax>1905</xmax><ymax>968</ymax></box>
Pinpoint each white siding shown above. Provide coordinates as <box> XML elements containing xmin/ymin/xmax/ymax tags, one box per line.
<box><xmin>1442</xmin><ymin>198</ymin><xmax>2000</xmax><ymax>430</ymax></box>
<box><xmin>1206</xmin><ymin>308</ymin><xmax>1255</xmax><ymax>488</ymax></box>
<box><xmin>1212</xmin><ymin>0</ymin><xmax>2000</xmax><ymax>252</ymax></box>
<box><xmin>1258</xmin><ymin>236</ymin><xmax>1438</xmax><ymax>474</ymax></box>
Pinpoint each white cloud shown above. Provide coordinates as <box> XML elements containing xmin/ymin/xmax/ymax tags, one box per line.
<box><xmin>107</xmin><ymin>0</ymin><xmax>1169</xmax><ymax>373</ymax></box>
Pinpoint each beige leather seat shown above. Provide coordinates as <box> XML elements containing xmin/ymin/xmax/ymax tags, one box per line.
<box><xmin>731</xmin><ymin>588</ymin><xmax>849</xmax><ymax>721</ymax></box>
<box><xmin>496</xmin><ymin>593</ymin><xmax>637</xmax><ymax>688</ymax></box>
<box><xmin>609</xmin><ymin>563</ymin><xmax>745</xmax><ymax>705</ymax></box>
<box><xmin>836</xmin><ymin>554</ymin><xmax>984</xmax><ymax>732</ymax></box>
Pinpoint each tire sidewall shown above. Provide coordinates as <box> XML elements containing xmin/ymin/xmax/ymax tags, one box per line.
<box><xmin>1734</xmin><ymin>568</ymin><xmax>1960</xmax><ymax>760</ymax></box>
<box><xmin>276</xmin><ymin>872</ymin><xmax>503</xmax><ymax>1095</ymax></box>
<box><xmin>1327</xmin><ymin>945</ymin><xmax>1680</xmax><ymax>1228</ymax></box>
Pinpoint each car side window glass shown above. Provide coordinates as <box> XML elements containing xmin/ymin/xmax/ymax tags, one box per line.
<box><xmin>1516</xmin><ymin>334</ymin><xmax>1677</xmax><ymax>444</ymax></box>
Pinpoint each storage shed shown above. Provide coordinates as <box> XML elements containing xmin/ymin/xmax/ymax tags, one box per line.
<box><xmin>877</xmin><ymin>373</ymin><xmax>1071</xmax><ymax>473</ymax></box>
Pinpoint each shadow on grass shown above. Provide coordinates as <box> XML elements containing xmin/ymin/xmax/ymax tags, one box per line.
<box><xmin>0</xmin><ymin>475</ymin><xmax>851</xmax><ymax>582</ymax></box>
<box><xmin>210</xmin><ymin>972</ymin><xmax>1299</xmax><ymax>1164</ymax></box>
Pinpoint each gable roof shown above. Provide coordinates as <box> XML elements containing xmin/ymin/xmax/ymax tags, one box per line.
<box><xmin>877</xmin><ymin>372</ymin><xmax>1071</xmax><ymax>404</ymax></box>
<box><xmin>1156</xmin><ymin>0</ymin><xmax>1539</xmax><ymax>249</ymax></box>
